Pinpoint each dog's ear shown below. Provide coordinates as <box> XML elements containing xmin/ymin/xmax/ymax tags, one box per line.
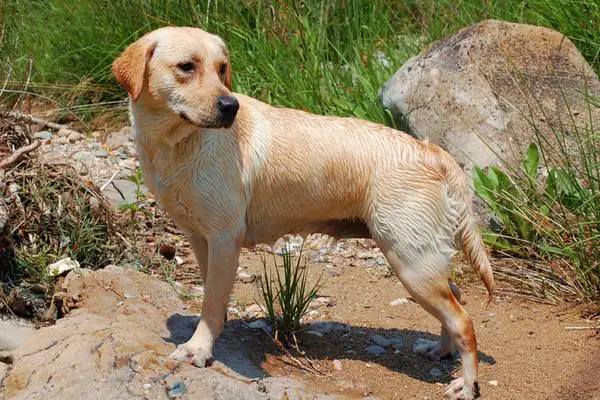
<box><xmin>224</xmin><ymin>62</ymin><xmax>232</xmax><ymax>91</ymax></box>
<box><xmin>112</xmin><ymin>38</ymin><xmax>157</xmax><ymax>102</ymax></box>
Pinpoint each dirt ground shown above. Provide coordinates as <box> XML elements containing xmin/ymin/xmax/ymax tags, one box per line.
<box><xmin>179</xmin><ymin>249</ymin><xmax>600</xmax><ymax>400</ymax></box>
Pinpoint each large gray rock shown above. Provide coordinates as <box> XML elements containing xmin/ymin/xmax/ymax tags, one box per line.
<box><xmin>380</xmin><ymin>19</ymin><xmax>600</xmax><ymax>174</ymax></box>
<box><xmin>0</xmin><ymin>267</ymin><xmax>328</xmax><ymax>400</ymax></box>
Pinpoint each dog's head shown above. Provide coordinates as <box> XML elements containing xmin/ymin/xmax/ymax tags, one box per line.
<box><xmin>112</xmin><ymin>27</ymin><xmax>238</xmax><ymax>129</ymax></box>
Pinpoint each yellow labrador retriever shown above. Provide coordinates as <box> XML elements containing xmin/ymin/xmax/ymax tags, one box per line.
<box><xmin>113</xmin><ymin>26</ymin><xmax>493</xmax><ymax>400</ymax></box>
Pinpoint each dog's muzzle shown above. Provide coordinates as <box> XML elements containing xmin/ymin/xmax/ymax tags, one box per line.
<box><xmin>216</xmin><ymin>95</ymin><xmax>239</xmax><ymax>128</ymax></box>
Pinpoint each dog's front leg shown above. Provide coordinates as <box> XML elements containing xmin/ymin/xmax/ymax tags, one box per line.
<box><xmin>169</xmin><ymin>230</ymin><xmax>242</xmax><ymax>367</ymax></box>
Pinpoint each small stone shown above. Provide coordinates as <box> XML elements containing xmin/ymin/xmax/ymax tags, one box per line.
<box><xmin>56</xmin><ymin>137</ymin><xmax>70</xmax><ymax>144</ymax></box>
<box><xmin>73</xmin><ymin>151</ymin><xmax>93</xmax><ymax>162</ymax></box>
<box><xmin>488</xmin><ymin>380</ymin><xmax>498</xmax><ymax>387</ymax></box>
<box><xmin>190</xmin><ymin>286</ymin><xmax>204</xmax><ymax>297</ymax></box>
<box><xmin>167</xmin><ymin>381</ymin><xmax>187</xmax><ymax>398</ymax></box>
<box><xmin>305</xmin><ymin>330</ymin><xmax>324</xmax><ymax>337</ymax></box>
<box><xmin>375</xmin><ymin>255</ymin><xmax>387</xmax><ymax>266</ymax></box>
<box><xmin>307</xmin><ymin>310</ymin><xmax>320</xmax><ymax>317</ymax></box>
<box><xmin>309</xmin><ymin>321</ymin><xmax>350</xmax><ymax>334</ymax></box>
<box><xmin>47</xmin><ymin>257</ymin><xmax>79</xmax><ymax>276</ymax></box>
<box><xmin>67</xmin><ymin>131</ymin><xmax>82</xmax><ymax>142</ymax></box>
<box><xmin>340</xmin><ymin>250</ymin><xmax>354</xmax><ymax>258</ymax></box>
<box><xmin>124</xmin><ymin>293</ymin><xmax>135</xmax><ymax>300</ymax></box>
<box><xmin>366</xmin><ymin>345</ymin><xmax>386</xmax><ymax>355</ymax></box>
<box><xmin>58</xmin><ymin>128</ymin><xmax>77</xmax><ymax>137</ymax></box>
<box><xmin>248</xmin><ymin>320</ymin><xmax>272</xmax><ymax>334</ymax></box>
<box><xmin>174</xmin><ymin>256</ymin><xmax>185</xmax><ymax>266</ymax></box>
<box><xmin>244</xmin><ymin>304</ymin><xmax>262</xmax><ymax>317</ymax></box>
<box><xmin>356</xmin><ymin>251</ymin><xmax>375</xmax><ymax>260</ymax></box>
<box><xmin>310</xmin><ymin>296</ymin><xmax>331</xmax><ymax>307</ymax></box>
<box><xmin>159</xmin><ymin>243</ymin><xmax>176</xmax><ymax>260</ymax></box>
<box><xmin>238</xmin><ymin>271</ymin><xmax>256</xmax><ymax>283</ymax></box>
<box><xmin>118</xmin><ymin>159</ymin><xmax>136</xmax><ymax>170</ymax></box>
<box><xmin>371</xmin><ymin>335</ymin><xmax>390</xmax><ymax>347</ymax></box>
<box><xmin>34</xmin><ymin>130</ymin><xmax>53</xmax><ymax>140</ymax></box>
<box><xmin>309</xmin><ymin>251</ymin><xmax>328</xmax><ymax>263</ymax></box>
<box><xmin>332</xmin><ymin>359</ymin><xmax>342</xmax><ymax>371</ymax></box>
<box><xmin>428</xmin><ymin>367</ymin><xmax>444</xmax><ymax>378</ymax></box>
<box><xmin>142</xmin><ymin>383</ymin><xmax>152</xmax><ymax>390</ymax></box>
<box><xmin>390</xmin><ymin>298</ymin><xmax>410</xmax><ymax>306</ymax></box>
<box><xmin>94</xmin><ymin>150</ymin><xmax>109</xmax><ymax>158</ymax></box>
<box><xmin>389</xmin><ymin>338</ymin><xmax>403</xmax><ymax>349</ymax></box>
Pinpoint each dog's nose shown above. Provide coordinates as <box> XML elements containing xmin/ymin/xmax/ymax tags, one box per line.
<box><xmin>216</xmin><ymin>95</ymin><xmax>239</xmax><ymax>126</ymax></box>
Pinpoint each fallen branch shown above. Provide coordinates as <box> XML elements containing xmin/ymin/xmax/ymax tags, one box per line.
<box><xmin>0</xmin><ymin>140</ymin><xmax>41</xmax><ymax>170</ymax></box>
<box><xmin>3</xmin><ymin>111</ymin><xmax>70</xmax><ymax>131</ymax></box>
<box><xmin>565</xmin><ymin>326</ymin><xmax>599</xmax><ymax>330</ymax></box>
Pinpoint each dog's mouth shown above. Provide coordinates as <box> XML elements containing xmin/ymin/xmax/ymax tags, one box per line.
<box><xmin>178</xmin><ymin>112</ymin><xmax>233</xmax><ymax>129</ymax></box>
<box><xmin>179</xmin><ymin>111</ymin><xmax>235</xmax><ymax>129</ymax></box>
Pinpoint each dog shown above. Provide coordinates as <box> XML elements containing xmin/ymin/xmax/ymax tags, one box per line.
<box><xmin>112</xmin><ymin>26</ymin><xmax>494</xmax><ymax>400</ymax></box>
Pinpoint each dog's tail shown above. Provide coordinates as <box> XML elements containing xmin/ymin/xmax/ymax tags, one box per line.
<box><xmin>457</xmin><ymin>209</ymin><xmax>494</xmax><ymax>302</ymax></box>
<box><xmin>442</xmin><ymin>157</ymin><xmax>494</xmax><ymax>302</ymax></box>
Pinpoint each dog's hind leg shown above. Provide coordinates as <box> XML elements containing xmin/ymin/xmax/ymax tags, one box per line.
<box><xmin>384</xmin><ymin>250</ymin><xmax>480</xmax><ymax>400</ymax></box>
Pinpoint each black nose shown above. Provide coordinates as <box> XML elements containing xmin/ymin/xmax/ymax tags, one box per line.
<box><xmin>216</xmin><ymin>95</ymin><xmax>239</xmax><ymax>126</ymax></box>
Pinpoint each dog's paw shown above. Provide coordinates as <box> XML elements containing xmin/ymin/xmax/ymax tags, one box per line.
<box><xmin>169</xmin><ymin>343</ymin><xmax>212</xmax><ymax>368</ymax></box>
<box><xmin>443</xmin><ymin>377</ymin><xmax>480</xmax><ymax>400</ymax></box>
<box><xmin>413</xmin><ymin>338</ymin><xmax>451</xmax><ymax>361</ymax></box>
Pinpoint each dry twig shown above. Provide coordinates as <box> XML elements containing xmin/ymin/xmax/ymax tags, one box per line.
<box><xmin>2</xmin><ymin>111</ymin><xmax>70</xmax><ymax>131</ymax></box>
<box><xmin>0</xmin><ymin>140</ymin><xmax>40</xmax><ymax>170</ymax></box>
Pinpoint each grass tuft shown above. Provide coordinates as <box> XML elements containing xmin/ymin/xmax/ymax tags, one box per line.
<box><xmin>258</xmin><ymin>243</ymin><xmax>322</xmax><ymax>343</ymax></box>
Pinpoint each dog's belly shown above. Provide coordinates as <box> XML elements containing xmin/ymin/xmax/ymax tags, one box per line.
<box><xmin>243</xmin><ymin>217</ymin><xmax>371</xmax><ymax>247</ymax></box>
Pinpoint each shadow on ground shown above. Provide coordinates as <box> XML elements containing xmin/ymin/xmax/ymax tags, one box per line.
<box><xmin>164</xmin><ymin>313</ymin><xmax>496</xmax><ymax>385</ymax></box>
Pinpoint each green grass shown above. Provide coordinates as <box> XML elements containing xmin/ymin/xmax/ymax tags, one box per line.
<box><xmin>258</xmin><ymin>247</ymin><xmax>322</xmax><ymax>342</ymax></box>
<box><xmin>2</xmin><ymin>1</ymin><xmax>598</xmax><ymax>123</ymax></box>
<box><xmin>1</xmin><ymin>0</ymin><xmax>599</xmax><ymax>303</ymax></box>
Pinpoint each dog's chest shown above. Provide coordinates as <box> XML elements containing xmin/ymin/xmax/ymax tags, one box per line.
<box><xmin>136</xmin><ymin>137</ymin><xmax>247</xmax><ymax>235</ymax></box>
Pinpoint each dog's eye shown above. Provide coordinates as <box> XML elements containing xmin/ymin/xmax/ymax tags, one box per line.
<box><xmin>177</xmin><ymin>62</ymin><xmax>195</xmax><ymax>72</ymax></box>
<box><xmin>219</xmin><ymin>63</ymin><xmax>227</xmax><ymax>76</ymax></box>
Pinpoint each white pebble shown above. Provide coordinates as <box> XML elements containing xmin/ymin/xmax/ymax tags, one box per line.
<box><xmin>238</xmin><ymin>271</ymin><xmax>256</xmax><ymax>283</ymax></box>
<box><xmin>390</xmin><ymin>298</ymin><xmax>410</xmax><ymax>306</ymax></box>
<box><xmin>333</xmin><ymin>359</ymin><xmax>342</xmax><ymax>371</ymax></box>
<box><xmin>488</xmin><ymin>380</ymin><xmax>498</xmax><ymax>387</ymax></box>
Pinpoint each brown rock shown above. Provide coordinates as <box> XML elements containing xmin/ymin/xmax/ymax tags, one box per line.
<box><xmin>159</xmin><ymin>242</ymin><xmax>177</xmax><ymax>260</ymax></box>
<box><xmin>0</xmin><ymin>266</ymin><xmax>328</xmax><ymax>400</ymax></box>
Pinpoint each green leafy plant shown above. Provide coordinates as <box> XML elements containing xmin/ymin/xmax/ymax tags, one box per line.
<box><xmin>118</xmin><ymin>168</ymin><xmax>147</xmax><ymax>217</ymax></box>
<box><xmin>474</xmin><ymin>139</ymin><xmax>599</xmax><ymax>300</ymax></box>
<box><xmin>258</xmin><ymin>246</ymin><xmax>323</xmax><ymax>342</ymax></box>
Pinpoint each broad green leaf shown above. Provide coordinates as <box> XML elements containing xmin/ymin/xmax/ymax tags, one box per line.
<box><xmin>525</xmin><ymin>143</ymin><xmax>540</xmax><ymax>180</ymax></box>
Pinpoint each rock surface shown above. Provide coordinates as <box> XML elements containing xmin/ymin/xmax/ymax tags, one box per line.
<box><xmin>0</xmin><ymin>266</ymin><xmax>331</xmax><ymax>400</ymax></box>
<box><xmin>0</xmin><ymin>318</ymin><xmax>35</xmax><ymax>351</ymax></box>
<box><xmin>380</xmin><ymin>19</ymin><xmax>600</xmax><ymax>173</ymax></box>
